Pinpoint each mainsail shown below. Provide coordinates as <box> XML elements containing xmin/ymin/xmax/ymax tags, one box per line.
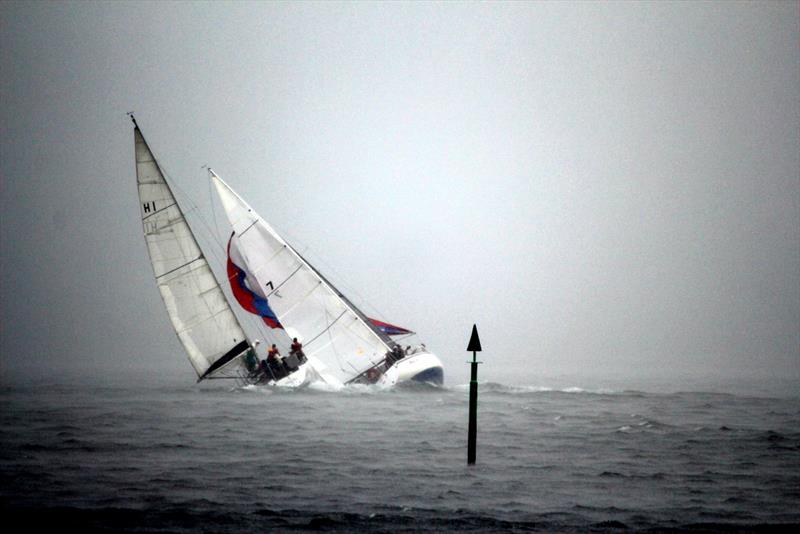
<box><xmin>210</xmin><ymin>170</ymin><xmax>394</xmax><ymax>383</ymax></box>
<box><xmin>134</xmin><ymin>125</ymin><xmax>251</xmax><ymax>380</ymax></box>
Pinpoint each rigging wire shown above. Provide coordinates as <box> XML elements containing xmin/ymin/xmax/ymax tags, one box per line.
<box><xmin>276</xmin><ymin>226</ymin><xmax>393</xmax><ymax>324</ymax></box>
<box><xmin>205</xmin><ymin>166</ymin><xmax>223</xmax><ymax>246</ymax></box>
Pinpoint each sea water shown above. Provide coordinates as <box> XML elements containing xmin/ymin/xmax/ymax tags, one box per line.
<box><xmin>1</xmin><ymin>376</ymin><xmax>798</xmax><ymax>532</ymax></box>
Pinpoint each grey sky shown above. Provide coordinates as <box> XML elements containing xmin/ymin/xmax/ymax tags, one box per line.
<box><xmin>1</xmin><ymin>1</ymin><xmax>797</xmax><ymax>388</ymax></box>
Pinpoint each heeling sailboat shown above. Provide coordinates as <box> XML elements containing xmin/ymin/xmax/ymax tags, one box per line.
<box><xmin>211</xmin><ymin>170</ymin><xmax>444</xmax><ymax>387</ymax></box>
<box><xmin>133</xmin><ymin>116</ymin><xmax>444</xmax><ymax>386</ymax></box>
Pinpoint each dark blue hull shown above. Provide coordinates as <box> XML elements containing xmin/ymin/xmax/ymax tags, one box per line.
<box><xmin>410</xmin><ymin>366</ymin><xmax>444</xmax><ymax>386</ymax></box>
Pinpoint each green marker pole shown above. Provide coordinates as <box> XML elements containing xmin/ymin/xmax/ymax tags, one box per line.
<box><xmin>466</xmin><ymin>324</ymin><xmax>482</xmax><ymax>465</ymax></box>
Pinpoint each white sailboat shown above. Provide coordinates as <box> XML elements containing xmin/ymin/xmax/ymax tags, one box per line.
<box><xmin>133</xmin><ymin>116</ymin><xmax>444</xmax><ymax>387</ymax></box>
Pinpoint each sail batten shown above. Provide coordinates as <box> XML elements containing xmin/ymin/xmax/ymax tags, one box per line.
<box><xmin>135</xmin><ymin>128</ymin><xmax>250</xmax><ymax>379</ymax></box>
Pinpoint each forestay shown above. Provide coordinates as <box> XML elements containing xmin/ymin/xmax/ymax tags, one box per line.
<box><xmin>135</xmin><ymin>128</ymin><xmax>250</xmax><ymax>379</ymax></box>
<box><xmin>211</xmin><ymin>171</ymin><xmax>392</xmax><ymax>383</ymax></box>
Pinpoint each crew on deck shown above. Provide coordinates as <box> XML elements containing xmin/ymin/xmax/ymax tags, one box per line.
<box><xmin>386</xmin><ymin>344</ymin><xmax>405</xmax><ymax>365</ymax></box>
<box><xmin>268</xmin><ymin>344</ymin><xmax>282</xmax><ymax>364</ymax></box>
<box><xmin>266</xmin><ymin>343</ymin><xmax>286</xmax><ymax>378</ymax></box>
<box><xmin>244</xmin><ymin>339</ymin><xmax>261</xmax><ymax>375</ymax></box>
<box><xmin>290</xmin><ymin>338</ymin><xmax>306</xmax><ymax>364</ymax></box>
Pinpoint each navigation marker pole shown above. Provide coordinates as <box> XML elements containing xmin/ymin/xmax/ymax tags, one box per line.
<box><xmin>467</xmin><ymin>324</ymin><xmax>482</xmax><ymax>465</ymax></box>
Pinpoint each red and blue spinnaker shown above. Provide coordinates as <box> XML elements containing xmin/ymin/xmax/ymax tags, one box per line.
<box><xmin>226</xmin><ymin>234</ymin><xmax>283</xmax><ymax>330</ymax></box>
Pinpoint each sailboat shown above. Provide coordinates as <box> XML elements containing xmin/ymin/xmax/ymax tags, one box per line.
<box><xmin>132</xmin><ymin>115</ymin><xmax>444</xmax><ymax>387</ymax></box>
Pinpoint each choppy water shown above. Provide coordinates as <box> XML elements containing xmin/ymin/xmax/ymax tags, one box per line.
<box><xmin>1</xmin><ymin>379</ymin><xmax>799</xmax><ymax>532</ymax></box>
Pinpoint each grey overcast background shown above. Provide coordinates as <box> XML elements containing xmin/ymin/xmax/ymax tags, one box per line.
<box><xmin>1</xmin><ymin>1</ymin><xmax>798</xmax><ymax>390</ymax></box>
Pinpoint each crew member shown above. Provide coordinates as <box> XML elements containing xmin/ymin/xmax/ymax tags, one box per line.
<box><xmin>244</xmin><ymin>339</ymin><xmax>260</xmax><ymax>374</ymax></box>
<box><xmin>290</xmin><ymin>337</ymin><xmax>305</xmax><ymax>363</ymax></box>
<box><xmin>267</xmin><ymin>343</ymin><xmax>284</xmax><ymax>376</ymax></box>
<box><xmin>267</xmin><ymin>343</ymin><xmax>282</xmax><ymax>364</ymax></box>
<box><xmin>388</xmin><ymin>344</ymin><xmax>403</xmax><ymax>364</ymax></box>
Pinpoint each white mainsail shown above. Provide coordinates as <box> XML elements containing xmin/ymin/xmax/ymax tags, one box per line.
<box><xmin>135</xmin><ymin>127</ymin><xmax>251</xmax><ymax>380</ymax></box>
<box><xmin>211</xmin><ymin>170</ymin><xmax>393</xmax><ymax>384</ymax></box>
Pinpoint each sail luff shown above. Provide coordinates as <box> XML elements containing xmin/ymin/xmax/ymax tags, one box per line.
<box><xmin>134</xmin><ymin>127</ymin><xmax>251</xmax><ymax>380</ymax></box>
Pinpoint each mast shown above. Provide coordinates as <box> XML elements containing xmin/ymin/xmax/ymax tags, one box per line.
<box><xmin>132</xmin><ymin>116</ymin><xmax>252</xmax><ymax>381</ymax></box>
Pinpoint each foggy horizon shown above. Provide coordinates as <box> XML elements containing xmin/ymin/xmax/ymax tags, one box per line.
<box><xmin>1</xmin><ymin>2</ymin><xmax>798</xmax><ymax>392</ymax></box>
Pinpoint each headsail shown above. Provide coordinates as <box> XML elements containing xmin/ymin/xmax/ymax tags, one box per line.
<box><xmin>227</xmin><ymin>234</ymin><xmax>284</xmax><ymax>330</ymax></box>
<box><xmin>210</xmin><ymin>170</ymin><xmax>394</xmax><ymax>383</ymax></box>
<box><xmin>134</xmin><ymin>126</ymin><xmax>251</xmax><ymax>380</ymax></box>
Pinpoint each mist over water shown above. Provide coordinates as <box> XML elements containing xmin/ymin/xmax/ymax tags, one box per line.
<box><xmin>2</xmin><ymin>377</ymin><xmax>798</xmax><ymax>532</ymax></box>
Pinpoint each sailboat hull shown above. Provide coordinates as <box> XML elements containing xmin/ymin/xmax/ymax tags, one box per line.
<box><xmin>378</xmin><ymin>352</ymin><xmax>444</xmax><ymax>387</ymax></box>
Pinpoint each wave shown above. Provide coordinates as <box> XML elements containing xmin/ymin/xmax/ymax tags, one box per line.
<box><xmin>598</xmin><ymin>470</ymin><xmax>667</xmax><ymax>480</ymax></box>
<box><xmin>615</xmin><ymin>414</ymin><xmax>674</xmax><ymax>433</ymax></box>
<box><xmin>237</xmin><ymin>376</ymin><xmax>446</xmax><ymax>396</ymax></box>
<box><xmin>239</xmin><ymin>380</ymin><xmax>629</xmax><ymax>397</ymax></box>
<box><xmin>5</xmin><ymin>504</ymin><xmax>791</xmax><ymax>533</ymax></box>
<box><xmin>450</xmin><ymin>382</ymin><xmax>623</xmax><ymax>395</ymax></box>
